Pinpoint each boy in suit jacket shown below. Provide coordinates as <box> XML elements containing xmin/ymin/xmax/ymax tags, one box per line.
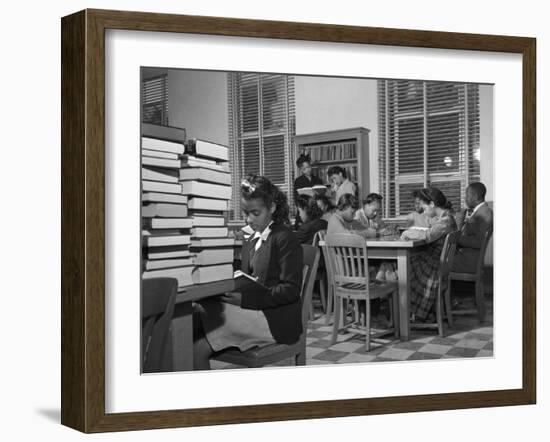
<box><xmin>452</xmin><ymin>182</ymin><xmax>493</xmax><ymax>273</ymax></box>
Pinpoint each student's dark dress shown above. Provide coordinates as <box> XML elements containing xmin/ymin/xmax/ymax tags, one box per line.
<box><xmin>295</xmin><ymin>218</ymin><xmax>328</xmax><ymax>245</ymax></box>
<box><xmin>293</xmin><ymin>174</ymin><xmax>323</xmax><ymax>227</ymax></box>
<box><xmin>198</xmin><ymin>223</ymin><xmax>303</xmax><ymax>351</ymax></box>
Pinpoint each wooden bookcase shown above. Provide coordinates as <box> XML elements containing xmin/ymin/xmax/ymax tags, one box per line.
<box><xmin>294</xmin><ymin>127</ymin><xmax>371</xmax><ymax>202</ymax></box>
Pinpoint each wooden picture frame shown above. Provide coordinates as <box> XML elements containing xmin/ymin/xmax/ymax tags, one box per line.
<box><xmin>61</xmin><ymin>9</ymin><xmax>536</xmax><ymax>433</ymax></box>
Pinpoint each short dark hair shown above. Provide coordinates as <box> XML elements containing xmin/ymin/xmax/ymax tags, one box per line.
<box><xmin>362</xmin><ymin>193</ymin><xmax>383</xmax><ymax>205</ymax></box>
<box><xmin>240</xmin><ymin>174</ymin><xmax>289</xmax><ymax>224</ymax></box>
<box><xmin>467</xmin><ymin>182</ymin><xmax>487</xmax><ymax>201</ymax></box>
<box><xmin>314</xmin><ymin>194</ymin><xmax>335</xmax><ymax>213</ymax></box>
<box><xmin>296</xmin><ymin>153</ymin><xmax>311</xmax><ymax>168</ymax></box>
<box><xmin>296</xmin><ymin>195</ymin><xmax>323</xmax><ymax>221</ymax></box>
<box><xmin>412</xmin><ymin>189</ymin><xmax>422</xmax><ymax>199</ymax></box>
<box><xmin>327</xmin><ymin>165</ymin><xmax>347</xmax><ymax>179</ymax></box>
<box><xmin>417</xmin><ymin>187</ymin><xmax>452</xmax><ymax>210</ymax></box>
<box><xmin>336</xmin><ymin>193</ymin><xmax>359</xmax><ymax>211</ymax></box>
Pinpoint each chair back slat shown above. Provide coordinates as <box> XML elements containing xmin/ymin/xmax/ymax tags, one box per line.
<box><xmin>439</xmin><ymin>231</ymin><xmax>460</xmax><ymax>282</ymax></box>
<box><xmin>300</xmin><ymin>244</ymin><xmax>321</xmax><ymax>328</ymax></box>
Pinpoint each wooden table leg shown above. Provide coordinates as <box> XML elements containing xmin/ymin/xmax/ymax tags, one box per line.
<box><xmin>171</xmin><ymin>302</ymin><xmax>194</xmax><ymax>371</ymax></box>
<box><xmin>396</xmin><ymin>249</ymin><xmax>411</xmax><ymax>340</ymax></box>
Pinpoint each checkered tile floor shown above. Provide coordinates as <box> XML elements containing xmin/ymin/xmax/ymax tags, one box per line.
<box><xmin>210</xmin><ymin>293</ymin><xmax>493</xmax><ymax>370</ymax></box>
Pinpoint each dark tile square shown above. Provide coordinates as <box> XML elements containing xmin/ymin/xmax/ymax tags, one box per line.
<box><xmin>353</xmin><ymin>344</ymin><xmax>388</xmax><ymax>355</ymax></box>
<box><xmin>407</xmin><ymin>351</ymin><xmax>444</xmax><ymax>360</ymax></box>
<box><xmin>483</xmin><ymin>341</ymin><xmax>493</xmax><ymax>351</ymax></box>
<box><xmin>429</xmin><ymin>336</ymin><xmax>461</xmax><ymax>346</ymax></box>
<box><xmin>307</xmin><ymin>330</ymin><xmax>331</xmax><ymax>339</ymax></box>
<box><xmin>371</xmin><ymin>357</ymin><xmax>400</xmax><ymax>363</ymax></box>
<box><xmin>446</xmin><ymin>347</ymin><xmax>480</xmax><ymax>358</ymax></box>
<box><xmin>308</xmin><ymin>339</ymin><xmax>335</xmax><ymax>349</ymax></box>
<box><xmin>313</xmin><ymin>349</ymin><xmax>349</xmax><ymax>362</ymax></box>
<box><xmin>465</xmin><ymin>332</ymin><xmax>492</xmax><ymax>341</ymax></box>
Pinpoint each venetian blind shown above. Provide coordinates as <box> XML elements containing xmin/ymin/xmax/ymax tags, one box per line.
<box><xmin>141</xmin><ymin>75</ymin><xmax>168</xmax><ymax>125</ymax></box>
<box><xmin>378</xmin><ymin>80</ymin><xmax>480</xmax><ymax>217</ymax></box>
<box><xmin>228</xmin><ymin>73</ymin><xmax>295</xmax><ymax>221</ymax></box>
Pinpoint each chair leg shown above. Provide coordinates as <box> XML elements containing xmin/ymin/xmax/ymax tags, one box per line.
<box><xmin>308</xmin><ymin>296</ymin><xmax>315</xmax><ymax>321</ymax></box>
<box><xmin>331</xmin><ymin>295</ymin><xmax>341</xmax><ymax>344</ymax></box>
<box><xmin>475</xmin><ymin>279</ymin><xmax>486</xmax><ymax>322</ymax></box>
<box><xmin>444</xmin><ymin>281</ymin><xmax>454</xmax><ymax>328</ymax></box>
<box><xmin>391</xmin><ymin>292</ymin><xmax>400</xmax><ymax>338</ymax></box>
<box><xmin>365</xmin><ymin>298</ymin><xmax>371</xmax><ymax>352</ymax></box>
<box><xmin>295</xmin><ymin>344</ymin><xmax>306</xmax><ymax>366</ymax></box>
<box><xmin>319</xmin><ymin>271</ymin><xmax>327</xmax><ymax>313</ymax></box>
<box><xmin>325</xmin><ymin>283</ymin><xmax>334</xmax><ymax>325</ymax></box>
<box><xmin>436</xmin><ymin>291</ymin><xmax>444</xmax><ymax>337</ymax></box>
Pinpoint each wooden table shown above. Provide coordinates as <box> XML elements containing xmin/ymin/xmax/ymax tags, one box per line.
<box><xmin>321</xmin><ymin>235</ymin><xmax>425</xmax><ymax>341</ymax></box>
<box><xmin>171</xmin><ymin>279</ymin><xmax>235</xmax><ymax>371</ymax></box>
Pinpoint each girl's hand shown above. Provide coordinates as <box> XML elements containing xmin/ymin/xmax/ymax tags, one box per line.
<box><xmin>220</xmin><ymin>292</ymin><xmax>242</xmax><ymax>306</ymax></box>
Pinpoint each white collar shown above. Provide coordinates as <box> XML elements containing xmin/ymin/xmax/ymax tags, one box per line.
<box><xmin>251</xmin><ymin>221</ymin><xmax>274</xmax><ymax>250</ymax></box>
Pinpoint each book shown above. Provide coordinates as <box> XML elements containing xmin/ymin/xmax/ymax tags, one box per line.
<box><xmin>142</xmin><ymin>228</ymin><xmax>182</xmax><ymax>236</ymax></box>
<box><xmin>144</xmin><ymin>257</ymin><xmax>194</xmax><ymax>271</ymax></box>
<box><xmin>143</xmin><ymin>218</ymin><xmax>193</xmax><ymax>229</ymax></box>
<box><xmin>185</xmin><ymin>138</ymin><xmax>229</xmax><ymax>162</ymax></box>
<box><xmin>180</xmin><ymin>158</ymin><xmax>230</xmax><ymax>173</ymax></box>
<box><xmin>180</xmin><ymin>181</ymin><xmax>232</xmax><ymax>200</ymax></box>
<box><xmin>190</xmin><ymin>238</ymin><xmax>235</xmax><ymax>248</ymax></box>
<box><xmin>187</xmin><ymin>197</ymin><xmax>228</xmax><ymax>212</ymax></box>
<box><xmin>142</xmin><ymin>203</ymin><xmax>188</xmax><ymax>218</ymax></box>
<box><xmin>191</xmin><ymin>264</ymin><xmax>233</xmax><ymax>284</ymax></box>
<box><xmin>190</xmin><ymin>215</ymin><xmax>226</xmax><ymax>227</ymax></box>
<box><xmin>141</xmin><ymin>136</ymin><xmax>185</xmax><ymax>155</ymax></box>
<box><xmin>233</xmin><ymin>270</ymin><xmax>271</xmax><ymax>296</ymax></box>
<box><xmin>142</xmin><ymin>156</ymin><xmax>181</xmax><ymax>169</ymax></box>
<box><xmin>297</xmin><ymin>185</ymin><xmax>328</xmax><ymax>197</ymax></box>
<box><xmin>142</xmin><ymin>180</ymin><xmax>182</xmax><ymax>194</ymax></box>
<box><xmin>191</xmin><ymin>248</ymin><xmax>234</xmax><ymax>266</ymax></box>
<box><xmin>142</xmin><ymin>149</ymin><xmax>180</xmax><ymax>160</ymax></box>
<box><xmin>179</xmin><ymin>167</ymin><xmax>231</xmax><ymax>185</ymax></box>
<box><xmin>147</xmin><ymin>246</ymin><xmax>191</xmax><ymax>260</ymax></box>
<box><xmin>142</xmin><ymin>192</ymin><xmax>187</xmax><ymax>204</ymax></box>
<box><xmin>143</xmin><ymin>266</ymin><xmax>193</xmax><ymax>288</ymax></box>
<box><xmin>191</xmin><ymin>227</ymin><xmax>228</xmax><ymax>238</ymax></box>
<box><xmin>141</xmin><ymin>122</ymin><xmax>187</xmax><ymax>144</ymax></box>
<box><xmin>180</xmin><ymin>154</ymin><xmax>217</xmax><ymax>165</ymax></box>
<box><xmin>142</xmin><ymin>167</ymin><xmax>179</xmax><ymax>184</ymax></box>
<box><xmin>143</xmin><ymin>234</ymin><xmax>191</xmax><ymax>247</ymax></box>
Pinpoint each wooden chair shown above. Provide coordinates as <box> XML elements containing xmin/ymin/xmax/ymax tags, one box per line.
<box><xmin>211</xmin><ymin>244</ymin><xmax>320</xmax><ymax>368</ymax></box>
<box><xmin>142</xmin><ymin>277</ymin><xmax>178</xmax><ymax>373</ymax></box>
<box><xmin>325</xmin><ymin>233</ymin><xmax>399</xmax><ymax>352</ymax></box>
<box><xmin>450</xmin><ymin>227</ymin><xmax>493</xmax><ymax>322</ymax></box>
<box><xmin>411</xmin><ymin>231</ymin><xmax>460</xmax><ymax>336</ymax></box>
<box><xmin>311</xmin><ymin>229</ymin><xmax>333</xmax><ymax>323</ymax></box>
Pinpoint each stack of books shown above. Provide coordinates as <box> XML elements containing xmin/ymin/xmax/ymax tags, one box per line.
<box><xmin>140</xmin><ymin>123</ymin><xmax>234</xmax><ymax>288</ymax></box>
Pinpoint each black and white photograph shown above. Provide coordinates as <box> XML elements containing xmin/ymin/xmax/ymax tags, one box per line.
<box><xmin>140</xmin><ymin>68</ymin><xmax>494</xmax><ymax>372</ymax></box>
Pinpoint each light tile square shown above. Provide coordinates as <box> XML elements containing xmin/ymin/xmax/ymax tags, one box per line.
<box><xmin>419</xmin><ymin>343</ymin><xmax>452</xmax><ymax>355</ymax></box>
<box><xmin>337</xmin><ymin>353</ymin><xmax>378</xmax><ymax>364</ymax></box>
<box><xmin>455</xmin><ymin>339</ymin><xmax>487</xmax><ymax>350</ymax></box>
<box><xmin>377</xmin><ymin>347</ymin><xmax>415</xmax><ymax>360</ymax></box>
<box><xmin>330</xmin><ymin>341</ymin><xmax>365</xmax><ymax>353</ymax></box>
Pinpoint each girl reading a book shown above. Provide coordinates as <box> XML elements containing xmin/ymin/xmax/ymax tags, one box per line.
<box><xmin>293</xmin><ymin>153</ymin><xmax>323</xmax><ymax>228</ymax></box>
<box><xmin>193</xmin><ymin>175</ymin><xmax>303</xmax><ymax>370</ymax></box>
<box><xmin>295</xmin><ymin>194</ymin><xmax>328</xmax><ymax>245</ymax></box>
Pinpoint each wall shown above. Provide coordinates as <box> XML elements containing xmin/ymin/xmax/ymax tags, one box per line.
<box><xmin>167</xmin><ymin>69</ymin><xmax>229</xmax><ymax>145</ymax></box>
<box><xmin>295</xmin><ymin>75</ymin><xmax>379</xmax><ymax>191</ymax></box>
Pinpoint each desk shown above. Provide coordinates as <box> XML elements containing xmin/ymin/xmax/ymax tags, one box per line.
<box><xmin>171</xmin><ymin>279</ymin><xmax>234</xmax><ymax>371</ymax></box>
<box><xmin>321</xmin><ymin>235</ymin><xmax>425</xmax><ymax>341</ymax></box>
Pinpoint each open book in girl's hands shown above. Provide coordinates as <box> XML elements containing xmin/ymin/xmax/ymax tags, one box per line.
<box><xmin>233</xmin><ymin>270</ymin><xmax>270</xmax><ymax>295</ymax></box>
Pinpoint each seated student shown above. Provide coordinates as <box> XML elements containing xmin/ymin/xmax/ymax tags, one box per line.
<box><xmin>401</xmin><ymin>187</ymin><xmax>457</xmax><ymax>322</ymax></box>
<box><xmin>327</xmin><ymin>193</ymin><xmax>373</xmax><ymax>237</ymax></box>
<box><xmin>193</xmin><ymin>175</ymin><xmax>303</xmax><ymax>370</ymax></box>
<box><xmin>295</xmin><ymin>195</ymin><xmax>328</xmax><ymax>244</ymax></box>
<box><xmin>405</xmin><ymin>190</ymin><xmax>431</xmax><ymax>228</ymax></box>
<box><xmin>327</xmin><ymin>166</ymin><xmax>357</xmax><ymax>206</ymax></box>
<box><xmin>293</xmin><ymin>153</ymin><xmax>323</xmax><ymax>228</ymax></box>
<box><xmin>315</xmin><ymin>194</ymin><xmax>336</xmax><ymax>222</ymax></box>
<box><xmin>452</xmin><ymin>182</ymin><xmax>493</xmax><ymax>273</ymax></box>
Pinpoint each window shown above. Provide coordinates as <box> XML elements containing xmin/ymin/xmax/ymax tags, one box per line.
<box><xmin>378</xmin><ymin>80</ymin><xmax>480</xmax><ymax>217</ymax></box>
<box><xmin>228</xmin><ymin>73</ymin><xmax>296</xmax><ymax>221</ymax></box>
<box><xmin>141</xmin><ymin>74</ymin><xmax>169</xmax><ymax>125</ymax></box>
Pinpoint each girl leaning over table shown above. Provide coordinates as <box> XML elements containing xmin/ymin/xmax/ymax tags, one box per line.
<box><xmin>193</xmin><ymin>175</ymin><xmax>303</xmax><ymax>370</ymax></box>
<box><xmin>400</xmin><ymin>187</ymin><xmax>457</xmax><ymax>322</ymax></box>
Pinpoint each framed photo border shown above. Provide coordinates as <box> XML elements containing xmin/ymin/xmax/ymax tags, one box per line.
<box><xmin>61</xmin><ymin>8</ymin><xmax>536</xmax><ymax>433</ymax></box>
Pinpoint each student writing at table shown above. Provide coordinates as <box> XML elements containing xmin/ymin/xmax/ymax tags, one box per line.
<box><xmin>405</xmin><ymin>189</ymin><xmax>431</xmax><ymax>228</ymax></box>
<box><xmin>401</xmin><ymin>187</ymin><xmax>457</xmax><ymax>322</ymax></box>
<box><xmin>295</xmin><ymin>194</ymin><xmax>328</xmax><ymax>244</ymax></box>
<box><xmin>193</xmin><ymin>175</ymin><xmax>303</xmax><ymax>370</ymax></box>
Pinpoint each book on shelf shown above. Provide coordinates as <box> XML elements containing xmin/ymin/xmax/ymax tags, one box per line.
<box><xmin>143</xmin><ymin>217</ymin><xmax>193</xmax><ymax>230</ymax></box>
<box><xmin>191</xmin><ymin>248</ymin><xmax>234</xmax><ymax>266</ymax></box>
<box><xmin>141</xmin><ymin>136</ymin><xmax>185</xmax><ymax>155</ymax></box>
<box><xmin>142</xmin><ymin>149</ymin><xmax>180</xmax><ymax>160</ymax></box>
<box><xmin>144</xmin><ymin>257</ymin><xmax>194</xmax><ymax>271</ymax></box>
<box><xmin>143</xmin><ymin>266</ymin><xmax>193</xmax><ymax>288</ymax></box>
<box><xmin>142</xmin><ymin>180</ymin><xmax>182</xmax><ymax>195</ymax></box>
<box><xmin>187</xmin><ymin>197</ymin><xmax>228</xmax><ymax>212</ymax></box>
<box><xmin>180</xmin><ymin>181</ymin><xmax>232</xmax><ymax>200</ymax></box>
<box><xmin>190</xmin><ymin>215</ymin><xmax>226</xmax><ymax>227</ymax></box>
<box><xmin>190</xmin><ymin>237</ymin><xmax>235</xmax><ymax>248</ymax></box>
<box><xmin>233</xmin><ymin>270</ymin><xmax>270</xmax><ymax>297</ymax></box>
<box><xmin>142</xmin><ymin>156</ymin><xmax>181</xmax><ymax>169</ymax></box>
<box><xmin>143</xmin><ymin>234</ymin><xmax>191</xmax><ymax>247</ymax></box>
<box><xmin>185</xmin><ymin>138</ymin><xmax>229</xmax><ymax>162</ymax></box>
<box><xmin>191</xmin><ymin>227</ymin><xmax>228</xmax><ymax>238</ymax></box>
<box><xmin>179</xmin><ymin>167</ymin><xmax>231</xmax><ymax>185</ymax></box>
<box><xmin>142</xmin><ymin>192</ymin><xmax>187</xmax><ymax>204</ymax></box>
<box><xmin>142</xmin><ymin>167</ymin><xmax>179</xmax><ymax>184</ymax></box>
<box><xmin>192</xmin><ymin>263</ymin><xmax>233</xmax><ymax>284</ymax></box>
<box><xmin>147</xmin><ymin>246</ymin><xmax>191</xmax><ymax>260</ymax></box>
<box><xmin>141</xmin><ymin>122</ymin><xmax>187</xmax><ymax>144</ymax></box>
<box><xmin>142</xmin><ymin>203</ymin><xmax>188</xmax><ymax>218</ymax></box>
<box><xmin>297</xmin><ymin>185</ymin><xmax>328</xmax><ymax>197</ymax></box>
